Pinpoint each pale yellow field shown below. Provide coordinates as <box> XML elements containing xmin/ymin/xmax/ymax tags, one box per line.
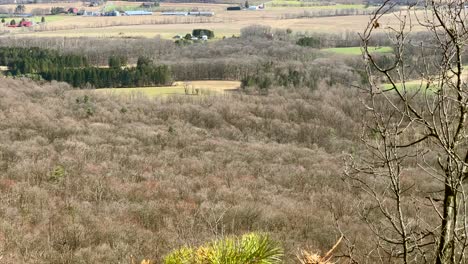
<box><xmin>94</xmin><ymin>81</ymin><xmax>240</xmax><ymax>98</ymax></box>
<box><xmin>9</xmin><ymin>14</ymin><xmax>422</xmax><ymax>38</ymax></box>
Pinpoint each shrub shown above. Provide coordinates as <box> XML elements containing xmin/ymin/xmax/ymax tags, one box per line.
<box><xmin>296</xmin><ymin>37</ymin><xmax>321</xmax><ymax>48</ymax></box>
<box><xmin>164</xmin><ymin>233</ymin><xmax>283</xmax><ymax>264</ymax></box>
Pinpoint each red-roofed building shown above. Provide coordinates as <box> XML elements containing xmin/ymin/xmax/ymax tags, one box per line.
<box><xmin>68</xmin><ymin>7</ymin><xmax>79</xmax><ymax>14</ymax></box>
<box><xmin>19</xmin><ymin>20</ymin><xmax>33</xmax><ymax>27</ymax></box>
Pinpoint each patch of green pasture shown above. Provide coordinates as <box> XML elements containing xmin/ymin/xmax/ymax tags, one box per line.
<box><xmin>37</xmin><ymin>15</ymin><xmax>69</xmax><ymax>22</ymax></box>
<box><xmin>323</xmin><ymin>46</ymin><xmax>393</xmax><ymax>55</ymax></box>
<box><xmin>0</xmin><ymin>15</ymin><xmax>68</xmax><ymax>23</ymax></box>
<box><xmin>382</xmin><ymin>80</ymin><xmax>438</xmax><ymax>92</ymax></box>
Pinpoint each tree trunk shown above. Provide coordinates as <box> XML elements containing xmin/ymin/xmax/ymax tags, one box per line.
<box><xmin>436</xmin><ymin>184</ymin><xmax>456</xmax><ymax>264</ymax></box>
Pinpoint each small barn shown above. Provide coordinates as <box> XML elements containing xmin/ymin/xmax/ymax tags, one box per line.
<box><xmin>104</xmin><ymin>10</ymin><xmax>120</xmax><ymax>16</ymax></box>
<box><xmin>83</xmin><ymin>11</ymin><xmax>101</xmax><ymax>16</ymax></box>
<box><xmin>68</xmin><ymin>7</ymin><xmax>79</xmax><ymax>14</ymax></box>
<box><xmin>19</xmin><ymin>20</ymin><xmax>32</xmax><ymax>27</ymax></box>
<box><xmin>8</xmin><ymin>20</ymin><xmax>33</xmax><ymax>27</ymax></box>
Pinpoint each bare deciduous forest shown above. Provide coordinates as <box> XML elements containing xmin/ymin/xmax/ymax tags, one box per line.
<box><xmin>0</xmin><ymin>78</ymin><xmax>363</xmax><ymax>263</ymax></box>
<box><xmin>0</xmin><ymin>0</ymin><xmax>467</xmax><ymax>263</ymax></box>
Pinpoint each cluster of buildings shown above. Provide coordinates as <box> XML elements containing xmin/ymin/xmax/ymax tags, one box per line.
<box><xmin>6</xmin><ymin>19</ymin><xmax>33</xmax><ymax>27</ymax></box>
<box><xmin>227</xmin><ymin>4</ymin><xmax>265</xmax><ymax>11</ymax></box>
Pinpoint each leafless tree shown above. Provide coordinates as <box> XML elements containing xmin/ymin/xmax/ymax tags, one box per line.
<box><xmin>345</xmin><ymin>0</ymin><xmax>468</xmax><ymax>263</ymax></box>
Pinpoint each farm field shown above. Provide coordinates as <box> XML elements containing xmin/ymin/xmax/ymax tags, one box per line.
<box><xmin>380</xmin><ymin>63</ymin><xmax>468</xmax><ymax>91</ymax></box>
<box><xmin>93</xmin><ymin>81</ymin><xmax>240</xmax><ymax>97</ymax></box>
<box><xmin>6</xmin><ymin>12</ymin><xmax>424</xmax><ymax>39</ymax></box>
<box><xmin>0</xmin><ymin>1</ymin><xmax>101</xmax><ymax>13</ymax></box>
<box><xmin>0</xmin><ymin>1</ymin><xmax>427</xmax><ymax>39</ymax></box>
<box><xmin>0</xmin><ymin>15</ymin><xmax>67</xmax><ymax>23</ymax></box>
<box><xmin>323</xmin><ymin>46</ymin><xmax>393</xmax><ymax>55</ymax></box>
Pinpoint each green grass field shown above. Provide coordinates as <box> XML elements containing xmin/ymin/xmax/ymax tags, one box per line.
<box><xmin>94</xmin><ymin>81</ymin><xmax>240</xmax><ymax>98</ymax></box>
<box><xmin>382</xmin><ymin>80</ymin><xmax>438</xmax><ymax>92</ymax></box>
<box><xmin>323</xmin><ymin>46</ymin><xmax>393</xmax><ymax>55</ymax></box>
<box><xmin>36</xmin><ymin>15</ymin><xmax>68</xmax><ymax>23</ymax></box>
<box><xmin>1</xmin><ymin>15</ymin><xmax>68</xmax><ymax>23</ymax></box>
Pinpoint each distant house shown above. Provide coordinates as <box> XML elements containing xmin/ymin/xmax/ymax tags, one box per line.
<box><xmin>83</xmin><ymin>11</ymin><xmax>101</xmax><ymax>16</ymax></box>
<box><xmin>124</xmin><ymin>10</ymin><xmax>153</xmax><ymax>16</ymax></box>
<box><xmin>68</xmin><ymin>7</ymin><xmax>79</xmax><ymax>14</ymax></box>
<box><xmin>19</xmin><ymin>20</ymin><xmax>32</xmax><ymax>27</ymax></box>
<box><xmin>8</xmin><ymin>19</ymin><xmax>33</xmax><ymax>27</ymax></box>
<box><xmin>104</xmin><ymin>10</ymin><xmax>120</xmax><ymax>16</ymax></box>
<box><xmin>227</xmin><ymin>6</ymin><xmax>241</xmax><ymax>11</ymax></box>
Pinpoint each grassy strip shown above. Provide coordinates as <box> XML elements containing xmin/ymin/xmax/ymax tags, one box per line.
<box><xmin>323</xmin><ymin>46</ymin><xmax>393</xmax><ymax>55</ymax></box>
<box><xmin>381</xmin><ymin>80</ymin><xmax>438</xmax><ymax>92</ymax></box>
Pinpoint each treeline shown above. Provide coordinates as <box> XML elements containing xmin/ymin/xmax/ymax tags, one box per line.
<box><xmin>0</xmin><ymin>47</ymin><xmax>172</xmax><ymax>88</ymax></box>
<box><xmin>0</xmin><ymin>47</ymin><xmax>88</xmax><ymax>75</ymax></box>
<box><xmin>279</xmin><ymin>8</ymin><xmax>378</xmax><ymax>19</ymax></box>
<box><xmin>295</xmin><ymin>31</ymin><xmax>394</xmax><ymax>49</ymax></box>
<box><xmin>0</xmin><ymin>29</ymin><xmax>432</xmax><ymax>90</ymax></box>
<box><xmin>41</xmin><ymin>63</ymin><xmax>172</xmax><ymax>88</ymax></box>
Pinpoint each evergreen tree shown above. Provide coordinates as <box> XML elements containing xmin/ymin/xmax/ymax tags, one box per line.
<box><xmin>137</xmin><ymin>56</ymin><xmax>152</xmax><ymax>69</ymax></box>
